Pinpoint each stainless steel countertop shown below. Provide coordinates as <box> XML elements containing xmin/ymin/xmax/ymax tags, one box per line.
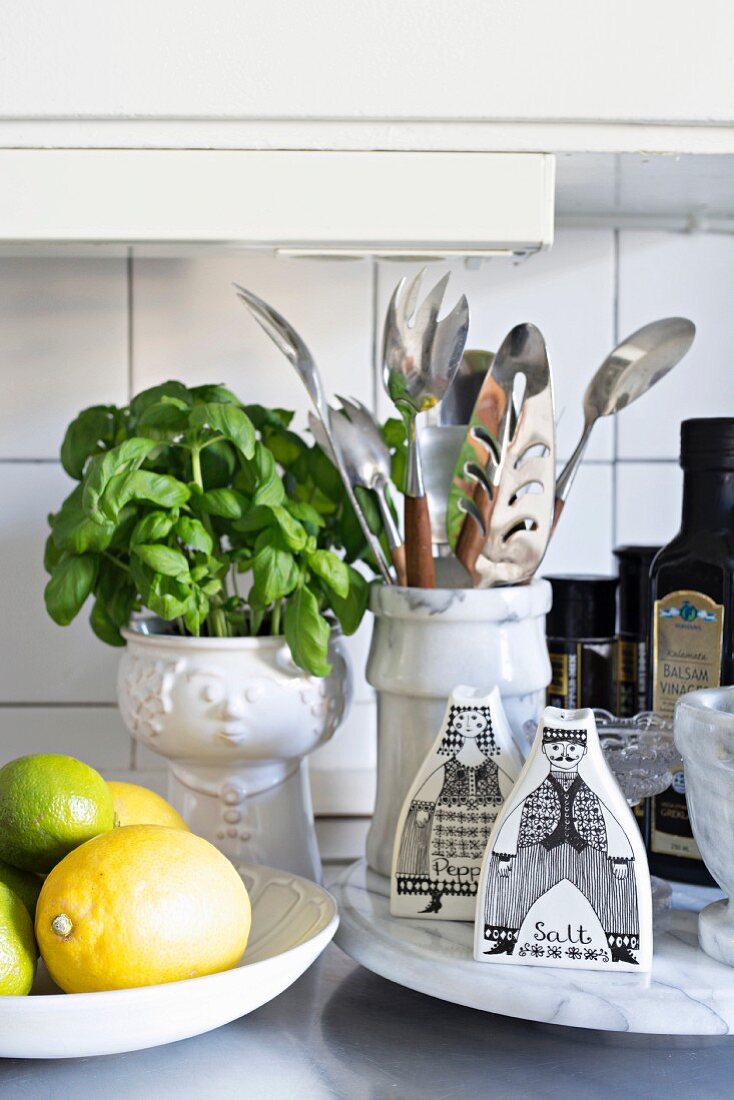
<box><xmin>2</xmin><ymin>938</ymin><xmax>734</xmax><ymax>1099</ymax></box>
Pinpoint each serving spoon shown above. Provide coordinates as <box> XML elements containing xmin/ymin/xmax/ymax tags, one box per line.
<box><xmin>554</xmin><ymin>317</ymin><xmax>696</xmax><ymax>526</ymax></box>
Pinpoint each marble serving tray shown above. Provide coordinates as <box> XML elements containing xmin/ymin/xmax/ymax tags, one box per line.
<box><xmin>332</xmin><ymin>859</ymin><xmax>734</xmax><ymax>1036</ymax></box>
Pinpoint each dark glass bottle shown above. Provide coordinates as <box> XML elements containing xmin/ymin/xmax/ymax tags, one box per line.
<box><xmin>545</xmin><ymin>575</ymin><xmax>618</xmax><ymax>712</ymax></box>
<box><xmin>648</xmin><ymin>418</ymin><xmax>734</xmax><ymax>886</ymax></box>
<box><xmin>614</xmin><ymin>545</ymin><xmax>661</xmax><ymax>718</ymax></box>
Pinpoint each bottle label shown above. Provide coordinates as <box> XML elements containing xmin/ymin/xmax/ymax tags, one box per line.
<box><xmin>616</xmin><ymin>637</ymin><xmax>638</xmax><ymax>718</ymax></box>
<box><xmin>547</xmin><ymin>647</ymin><xmax>576</xmax><ymax>709</ymax></box>
<box><xmin>651</xmin><ymin>589</ymin><xmax>724</xmax><ymax>859</ymax></box>
<box><xmin>652</xmin><ymin>590</ymin><xmax>724</xmax><ymax>719</ymax></box>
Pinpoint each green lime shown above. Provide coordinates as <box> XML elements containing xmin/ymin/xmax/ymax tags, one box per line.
<box><xmin>0</xmin><ymin>754</ymin><xmax>115</xmax><ymax>874</ymax></box>
<box><xmin>0</xmin><ymin>882</ymin><xmax>36</xmax><ymax>995</ymax></box>
<box><xmin>0</xmin><ymin>859</ymin><xmax>41</xmax><ymax>919</ymax></box>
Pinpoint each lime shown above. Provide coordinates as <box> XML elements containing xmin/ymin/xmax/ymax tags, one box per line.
<box><xmin>0</xmin><ymin>882</ymin><xmax>36</xmax><ymax>995</ymax></box>
<box><xmin>0</xmin><ymin>754</ymin><xmax>115</xmax><ymax>874</ymax></box>
<box><xmin>0</xmin><ymin>859</ymin><xmax>41</xmax><ymax>919</ymax></box>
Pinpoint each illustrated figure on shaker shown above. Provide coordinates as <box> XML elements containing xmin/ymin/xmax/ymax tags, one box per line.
<box><xmin>391</xmin><ymin>686</ymin><xmax>522</xmax><ymax>921</ymax></box>
<box><xmin>475</xmin><ymin>706</ymin><xmax>652</xmax><ymax>972</ymax></box>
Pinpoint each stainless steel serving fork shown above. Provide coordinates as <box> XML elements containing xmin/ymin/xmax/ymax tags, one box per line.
<box><xmin>233</xmin><ymin>284</ymin><xmax>393</xmax><ymax>584</ymax></box>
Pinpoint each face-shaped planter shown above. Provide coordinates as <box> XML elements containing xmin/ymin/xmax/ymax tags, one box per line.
<box><xmin>117</xmin><ymin>622</ymin><xmax>351</xmax><ymax>882</ymax></box>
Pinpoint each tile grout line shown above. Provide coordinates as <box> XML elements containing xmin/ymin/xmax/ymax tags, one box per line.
<box><xmin>611</xmin><ymin>228</ymin><xmax>620</xmax><ymax>552</ymax></box>
<box><xmin>126</xmin><ymin>247</ymin><xmax>134</xmax><ymax>401</ymax></box>
<box><xmin>370</xmin><ymin>258</ymin><xmax>380</xmax><ymax>413</ymax></box>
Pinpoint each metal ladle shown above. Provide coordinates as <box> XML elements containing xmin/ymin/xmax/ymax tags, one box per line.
<box><xmin>554</xmin><ymin>317</ymin><xmax>696</xmax><ymax>525</ymax></box>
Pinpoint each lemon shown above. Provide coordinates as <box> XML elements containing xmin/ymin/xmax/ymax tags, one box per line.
<box><xmin>0</xmin><ymin>859</ymin><xmax>41</xmax><ymax>920</ymax></box>
<box><xmin>107</xmin><ymin>781</ymin><xmax>189</xmax><ymax>830</ymax></box>
<box><xmin>0</xmin><ymin>883</ymin><xmax>37</xmax><ymax>995</ymax></box>
<box><xmin>36</xmin><ymin>825</ymin><xmax>251</xmax><ymax>993</ymax></box>
<box><xmin>0</xmin><ymin>754</ymin><xmax>115</xmax><ymax>874</ymax></box>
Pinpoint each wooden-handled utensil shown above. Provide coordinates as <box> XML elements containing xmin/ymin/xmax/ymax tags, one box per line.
<box><xmin>381</xmin><ymin>270</ymin><xmax>469</xmax><ymax>588</ymax></box>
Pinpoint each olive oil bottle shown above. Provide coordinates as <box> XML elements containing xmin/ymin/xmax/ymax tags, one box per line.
<box><xmin>648</xmin><ymin>419</ymin><xmax>734</xmax><ymax>885</ymax></box>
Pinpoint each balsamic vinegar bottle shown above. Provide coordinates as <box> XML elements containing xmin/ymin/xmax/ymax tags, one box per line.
<box><xmin>648</xmin><ymin>418</ymin><xmax>734</xmax><ymax>885</ymax></box>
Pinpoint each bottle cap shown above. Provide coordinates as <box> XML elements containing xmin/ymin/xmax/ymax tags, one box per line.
<box><xmin>614</xmin><ymin>546</ymin><xmax>661</xmax><ymax>637</ymax></box>
<box><xmin>544</xmin><ymin>575</ymin><xmax>618</xmax><ymax>640</ymax></box>
<box><xmin>681</xmin><ymin>419</ymin><xmax>734</xmax><ymax>470</ymax></box>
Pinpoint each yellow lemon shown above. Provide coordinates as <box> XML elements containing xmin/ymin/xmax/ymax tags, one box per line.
<box><xmin>36</xmin><ymin>825</ymin><xmax>251</xmax><ymax>993</ymax></box>
<box><xmin>0</xmin><ymin>754</ymin><xmax>115</xmax><ymax>874</ymax></box>
<box><xmin>107</xmin><ymin>782</ymin><xmax>189</xmax><ymax>830</ymax></box>
<box><xmin>0</xmin><ymin>883</ymin><xmax>37</xmax><ymax>996</ymax></box>
<box><xmin>0</xmin><ymin>859</ymin><xmax>42</xmax><ymax>920</ymax></box>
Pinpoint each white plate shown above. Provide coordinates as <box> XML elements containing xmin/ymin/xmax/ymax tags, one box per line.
<box><xmin>333</xmin><ymin>859</ymin><xmax>734</xmax><ymax>1036</ymax></box>
<box><xmin>1</xmin><ymin>864</ymin><xmax>338</xmax><ymax>1059</ymax></box>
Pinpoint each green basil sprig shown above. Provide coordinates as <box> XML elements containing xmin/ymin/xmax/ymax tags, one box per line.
<box><xmin>44</xmin><ymin>381</ymin><xmax>382</xmax><ymax>676</ymax></box>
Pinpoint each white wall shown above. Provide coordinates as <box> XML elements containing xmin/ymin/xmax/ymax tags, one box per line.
<box><xmin>1</xmin><ymin>228</ymin><xmax>732</xmax><ymax>813</ymax></box>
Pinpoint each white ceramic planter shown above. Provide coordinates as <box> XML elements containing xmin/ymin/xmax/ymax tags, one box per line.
<box><xmin>675</xmin><ymin>685</ymin><xmax>734</xmax><ymax>966</ymax></box>
<box><xmin>117</xmin><ymin>622</ymin><xmax>352</xmax><ymax>883</ymax></box>
<box><xmin>365</xmin><ymin>578</ymin><xmax>552</xmax><ymax>875</ymax></box>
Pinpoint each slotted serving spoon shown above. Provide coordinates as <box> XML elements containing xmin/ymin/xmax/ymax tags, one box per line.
<box><xmin>554</xmin><ymin>317</ymin><xmax>696</xmax><ymax>526</ymax></box>
<box><xmin>448</xmin><ymin>325</ymin><xmax>556</xmax><ymax>587</ymax></box>
<box><xmin>309</xmin><ymin>397</ymin><xmax>406</xmax><ymax>585</ymax></box>
<box><xmin>233</xmin><ymin>284</ymin><xmax>393</xmax><ymax>584</ymax></box>
<box><xmin>382</xmin><ymin>270</ymin><xmax>469</xmax><ymax>588</ymax></box>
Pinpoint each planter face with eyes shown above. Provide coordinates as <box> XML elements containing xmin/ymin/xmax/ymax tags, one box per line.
<box><xmin>117</xmin><ymin>621</ymin><xmax>351</xmax><ymax>882</ymax></box>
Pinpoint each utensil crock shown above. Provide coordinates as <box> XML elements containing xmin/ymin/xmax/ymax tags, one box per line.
<box><xmin>365</xmin><ymin>575</ymin><xmax>552</xmax><ymax>875</ymax></box>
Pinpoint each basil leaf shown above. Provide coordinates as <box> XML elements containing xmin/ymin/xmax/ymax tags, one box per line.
<box><xmin>129</xmin><ymin>382</ymin><xmax>192</xmax><ymax>421</ymax></box>
<box><xmin>191</xmin><ymin>403</ymin><xmax>255</xmax><ymax>459</ymax></box>
<box><xmin>197</xmin><ymin>489</ymin><xmax>247</xmax><ymax>519</ymax></box>
<box><xmin>137</xmin><ymin>398</ymin><xmax>190</xmax><ymax>432</ymax></box>
<box><xmin>284</xmin><ymin>587</ymin><xmax>331</xmax><ymax>677</ymax></box>
<box><xmin>175</xmin><ymin>516</ymin><xmax>213</xmax><ymax>554</ymax></box>
<box><xmin>251</xmin><ymin>444</ymin><xmax>285</xmax><ymax>507</ymax></box>
<box><xmin>96</xmin><ymin>559</ymin><xmax>137</xmax><ymax>629</ymax></box>
<box><xmin>146</xmin><ymin>574</ymin><xmax>192</xmax><ymax>620</ymax></box>
<box><xmin>43</xmin><ymin>532</ymin><xmax>62</xmax><ymax>575</ymax></box>
<box><xmin>101</xmin><ymin>470</ymin><xmax>190</xmax><ymax>520</ymax></box>
<box><xmin>308</xmin><ymin>549</ymin><xmax>349</xmax><ymax>598</ymax></box>
<box><xmin>51</xmin><ymin>485</ymin><xmax>115</xmax><ymax>554</ymax></box>
<box><xmin>82</xmin><ymin>437</ymin><xmax>159</xmax><ymax>520</ymax></box>
<box><xmin>262</xmin><ymin>427</ymin><xmax>307</xmax><ymax>468</ymax></box>
<box><xmin>44</xmin><ymin>554</ymin><xmax>98</xmax><ymax>626</ymax></box>
<box><xmin>233</xmin><ymin>505</ymin><xmax>274</xmax><ymax>535</ymax></box>
<box><xmin>61</xmin><ymin>405</ymin><xmax>117</xmax><ymax>480</ymax></box>
<box><xmin>184</xmin><ymin>586</ymin><xmax>209</xmax><ymax>636</ymax></box>
<box><xmin>89</xmin><ymin>600</ymin><xmax>126</xmax><ymax>647</ymax></box>
<box><xmin>269</xmin><ymin>505</ymin><xmax>307</xmax><ymax>551</ymax></box>
<box><xmin>286</xmin><ymin>500</ymin><xmax>325</xmax><ymax>529</ymax></box>
<box><xmin>243</xmin><ymin>404</ymin><xmax>294</xmax><ymax>430</ymax></box>
<box><xmin>130</xmin><ymin>510</ymin><xmax>176</xmax><ymax>547</ymax></box>
<box><xmin>381</xmin><ymin>417</ymin><xmax>407</xmax><ymax>448</ymax></box>
<box><xmin>308</xmin><ymin>444</ymin><xmax>342</xmax><ymax>499</ymax></box>
<box><xmin>199</xmin><ymin>441</ymin><xmax>236</xmax><ymax>490</ymax></box>
<box><xmin>190</xmin><ymin>384</ymin><xmax>243</xmax><ymax>406</ymax></box>
<box><xmin>325</xmin><ymin>565</ymin><xmax>369</xmax><ymax>635</ymax></box>
<box><xmin>251</xmin><ymin>533</ymin><xmax>299</xmax><ymax>604</ymax></box>
<box><xmin>133</xmin><ymin>544</ymin><xmax>190</xmax><ymax>579</ymax></box>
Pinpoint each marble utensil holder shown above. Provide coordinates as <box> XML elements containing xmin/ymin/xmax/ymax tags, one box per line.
<box><xmin>117</xmin><ymin>620</ymin><xmax>352</xmax><ymax>883</ymax></box>
<box><xmin>675</xmin><ymin>685</ymin><xmax>734</xmax><ymax>966</ymax></box>
<box><xmin>365</xmin><ymin>577</ymin><xmax>552</xmax><ymax>876</ymax></box>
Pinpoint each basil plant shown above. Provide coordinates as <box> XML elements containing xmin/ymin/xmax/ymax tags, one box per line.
<box><xmin>44</xmin><ymin>381</ymin><xmax>388</xmax><ymax>677</ymax></box>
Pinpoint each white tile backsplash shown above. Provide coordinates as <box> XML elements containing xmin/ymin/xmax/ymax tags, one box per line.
<box><xmin>615</xmin><ymin>461</ymin><xmax>682</xmax><ymax>547</ymax></box>
<box><xmin>617</xmin><ymin>231</ymin><xmax>734</xmax><ymax>460</ymax></box>
<box><xmin>0</xmin><ymin>258</ymin><xmax>128</xmax><ymax>458</ymax></box>
<box><xmin>375</xmin><ymin>229</ymin><xmax>617</xmax><ymax>461</ymax></box>
<box><xmin>131</xmin><ymin>253</ymin><xmax>376</xmax><ymax>430</ymax></box>
<box><xmin>540</xmin><ymin>462</ymin><xmax>615</xmax><ymax>577</ymax></box>
<box><xmin>0</xmin><ymin>463</ymin><xmax>119</xmax><ymax>704</ymax></box>
<box><xmin>1</xmin><ymin>231</ymin><xmax>730</xmax><ymax>809</ymax></box>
